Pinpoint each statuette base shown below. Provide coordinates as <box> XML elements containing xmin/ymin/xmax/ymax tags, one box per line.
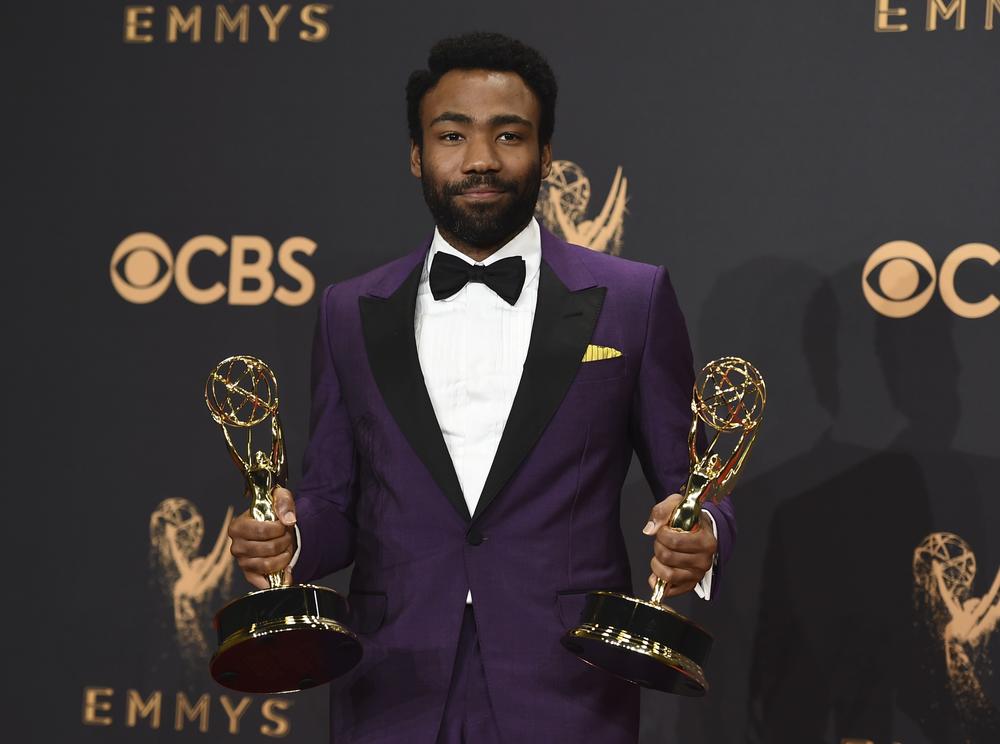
<box><xmin>561</xmin><ymin>591</ymin><xmax>711</xmax><ymax>696</ymax></box>
<box><xmin>210</xmin><ymin>584</ymin><xmax>362</xmax><ymax>694</ymax></box>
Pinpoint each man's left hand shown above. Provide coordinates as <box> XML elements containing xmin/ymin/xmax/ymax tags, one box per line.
<box><xmin>642</xmin><ymin>493</ymin><xmax>717</xmax><ymax>599</ymax></box>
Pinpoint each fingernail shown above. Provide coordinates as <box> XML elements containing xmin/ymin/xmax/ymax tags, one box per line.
<box><xmin>642</xmin><ymin>520</ymin><xmax>656</xmax><ymax>535</ymax></box>
<box><xmin>282</xmin><ymin>513</ymin><xmax>296</xmax><ymax>525</ymax></box>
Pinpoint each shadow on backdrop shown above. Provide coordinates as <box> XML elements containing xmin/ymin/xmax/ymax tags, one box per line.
<box><xmin>657</xmin><ymin>257</ymin><xmax>974</xmax><ymax>744</ymax></box>
<box><xmin>645</xmin><ymin>257</ymin><xmax>879</xmax><ymax>742</ymax></box>
<box><xmin>878</xmin><ymin>302</ymin><xmax>998</xmax><ymax>744</ymax></box>
<box><xmin>669</xmin><ymin>258</ymin><xmax>998</xmax><ymax>744</ymax></box>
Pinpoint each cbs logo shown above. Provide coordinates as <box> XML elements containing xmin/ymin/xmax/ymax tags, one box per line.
<box><xmin>110</xmin><ymin>233</ymin><xmax>316</xmax><ymax>305</ymax></box>
<box><xmin>862</xmin><ymin>241</ymin><xmax>998</xmax><ymax>318</ymax></box>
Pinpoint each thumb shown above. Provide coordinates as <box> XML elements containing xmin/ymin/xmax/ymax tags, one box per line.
<box><xmin>643</xmin><ymin>493</ymin><xmax>683</xmax><ymax>535</ymax></box>
<box><xmin>274</xmin><ymin>487</ymin><xmax>297</xmax><ymax>526</ymax></box>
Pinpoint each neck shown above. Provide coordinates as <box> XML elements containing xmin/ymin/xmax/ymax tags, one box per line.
<box><xmin>438</xmin><ymin>221</ymin><xmax>529</xmax><ymax>263</ymax></box>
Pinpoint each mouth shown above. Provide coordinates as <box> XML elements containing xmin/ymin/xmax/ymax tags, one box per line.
<box><xmin>458</xmin><ymin>188</ymin><xmax>507</xmax><ymax>201</ymax></box>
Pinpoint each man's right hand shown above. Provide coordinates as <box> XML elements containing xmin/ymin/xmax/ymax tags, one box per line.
<box><xmin>228</xmin><ymin>486</ymin><xmax>298</xmax><ymax>590</ymax></box>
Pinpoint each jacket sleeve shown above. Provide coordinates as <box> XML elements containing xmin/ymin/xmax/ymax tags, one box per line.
<box><xmin>628</xmin><ymin>265</ymin><xmax>736</xmax><ymax>596</ymax></box>
<box><xmin>292</xmin><ymin>284</ymin><xmax>359</xmax><ymax>581</ymax></box>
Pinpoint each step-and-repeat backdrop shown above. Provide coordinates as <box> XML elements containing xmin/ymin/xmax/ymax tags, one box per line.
<box><xmin>11</xmin><ymin>2</ymin><xmax>998</xmax><ymax>743</ymax></box>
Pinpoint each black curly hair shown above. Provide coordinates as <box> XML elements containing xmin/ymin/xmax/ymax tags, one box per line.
<box><xmin>406</xmin><ymin>32</ymin><xmax>558</xmax><ymax>148</ymax></box>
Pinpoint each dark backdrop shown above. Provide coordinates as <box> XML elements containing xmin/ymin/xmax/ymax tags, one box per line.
<box><xmin>10</xmin><ymin>2</ymin><xmax>998</xmax><ymax>742</ymax></box>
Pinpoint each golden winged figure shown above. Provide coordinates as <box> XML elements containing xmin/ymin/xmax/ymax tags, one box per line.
<box><xmin>536</xmin><ymin>160</ymin><xmax>628</xmax><ymax>255</ymax></box>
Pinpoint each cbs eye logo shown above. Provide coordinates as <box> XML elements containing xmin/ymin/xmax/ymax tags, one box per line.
<box><xmin>862</xmin><ymin>241</ymin><xmax>998</xmax><ymax>319</ymax></box>
<box><xmin>110</xmin><ymin>232</ymin><xmax>316</xmax><ymax>306</ymax></box>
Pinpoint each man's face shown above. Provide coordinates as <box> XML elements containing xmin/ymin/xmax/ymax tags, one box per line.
<box><xmin>411</xmin><ymin>69</ymin><xmax>552</xmax><ymax>250</ymax></box>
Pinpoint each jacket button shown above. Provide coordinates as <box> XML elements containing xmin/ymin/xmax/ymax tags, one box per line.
<box><xmin>466</xmin><ymin>529</ymin><xmax>484</xmax><ymax>546</ymax></box>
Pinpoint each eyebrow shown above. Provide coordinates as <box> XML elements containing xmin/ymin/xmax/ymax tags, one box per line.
<box><xmin>428</xmin><ymin>112</ymin><xmax>534</xmax><ymax>129</ymax></box>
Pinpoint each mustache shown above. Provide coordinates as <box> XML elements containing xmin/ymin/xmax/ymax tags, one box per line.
<box><xmin>442</xmin><ymin>175</ymin><xmax>517</xmax><ymax>197</ymax></box>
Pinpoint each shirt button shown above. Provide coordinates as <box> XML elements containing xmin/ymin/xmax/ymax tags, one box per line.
<box><xmin>466</xmin><ymin>528</ymin><xmax>484</xmax><ymax>546</ymax></box>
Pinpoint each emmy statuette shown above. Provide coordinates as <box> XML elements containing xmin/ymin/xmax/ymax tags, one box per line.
<box><xmin>562</xmin><ymin>357</ymin><xmax>766</xmax><ymax>696</ymax></box>
<box><xmin>205</xmin><ymin>356</ymin><xmax>362</xmax><ymax>693</ymax></box>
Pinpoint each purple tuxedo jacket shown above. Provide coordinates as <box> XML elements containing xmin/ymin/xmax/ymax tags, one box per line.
<box><xmin>294</xmin><ymin>226</ymin><xmax>736</xmax><ymax>743</ymax></box>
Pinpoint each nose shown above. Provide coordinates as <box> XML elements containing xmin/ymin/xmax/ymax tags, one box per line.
<box><xmin>461</xmin><ymin>134</ymin><xmax>501</xmax><ymax>174</ymax></box>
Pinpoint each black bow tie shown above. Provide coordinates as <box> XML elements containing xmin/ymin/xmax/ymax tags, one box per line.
<box><xmin>429</xmin><ymin>252</ymin><xmax>526</xmax><ymax>306</ymax></box>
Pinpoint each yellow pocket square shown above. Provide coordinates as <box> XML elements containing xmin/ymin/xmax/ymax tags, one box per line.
<box><xmin>582</xmin><ymin>344</ymin><xmax>623</xmax><ymax>363</ymax></box>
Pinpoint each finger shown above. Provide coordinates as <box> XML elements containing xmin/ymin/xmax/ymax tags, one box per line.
<box><xmin>647</xmin><ymin>572</ymin><xmax>697</xmax><ymax>598</ymax></box>
<box><xmin>650</xmin><ymin>556</ymin><xmax>702</xmax><ymax>588</ymax></box>
<box><xmin>231</xmin><ymin>533</ymin><xmax>294</xmax><ymax>559</ymax></box>
<box><xmin>664</xmin><ymin>578</ymin><xmax>698</xmax><ymax>598</ymax></box>
<box><xmin>238</xmin><ymin>551</ymin><xmax>293</xmax><ymax>577</ymax></box>
<box><xmin>653</xmin><ymin>542</ymin><xmax>713</xmax><ymax>573</ymax></box>
<box><xmin>229</xmin><ymin>514</ymin><xmax>287</xmax><ymax>541</ymax></box>
<box><xmin>648</xmin><ymin>572</ymin><xmax>664</xmax><ymax>592</ymax></box>
<box><xmin>655</xmin><ymin>523</ymin><xmax>717</xmax><ymax>554</ymax></box>
<box><xmin>227</xmin><ymin>509</ymin><xmax>251</xmax><ymax>539</ymax></box>
<box><xmin>243</xmin><ymin>571</ymin><xmax>270</xmax><ymax>591</ymax></box>
<box><xmin>274</xmin><ymin>487</ymin><xmax>297</xmax><ymax>526</ymax></box>
<box><xmin>643</xmin><ymin>493</ymin><xmax>684</xmax><ymax>535</ymax></box>
<box><xmin>282</xmin><ymin>565</ymin><xmax>293</xmax><ymax>587</ymax></box>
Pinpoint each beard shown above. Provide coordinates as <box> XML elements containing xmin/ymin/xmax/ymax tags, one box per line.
<box><xmin>421</xmin><ymin>168</ymin><xmax>542</xmax><ymax>249</ymax></box>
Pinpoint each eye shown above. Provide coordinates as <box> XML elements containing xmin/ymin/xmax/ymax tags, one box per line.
<box><xmin>110</xmin><ymin>232</ymin><xmax>174</xmax><ymax>303</ymax></box>
<box><xmin>498</xmin><ymin>132</ymin><xmax>521</xmax><ymax>142</ymax></box>
<box><xmin>440</xmin><ymin>132</ymin><xmax>463</xmax><ymax>142</ymax></box>
<box><xmin>864</xmin><ymin>256</ymin><xmax>934</xmax><ymax>301</ymax></box>
<box><xmin>861</xmin><ymin>241</ymin><xmax>937</xmax><ymax>318</ymax></box>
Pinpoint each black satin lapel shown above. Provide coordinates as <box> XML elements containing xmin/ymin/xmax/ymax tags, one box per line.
<box><xmin>472</xmin><ymin>261</ymin><xmax>606</xmax><ymax>523</ymax></box>
<box><xmin>359</xmin><ymin>265</ymin><xmax>471</xmax><ymax>523</ymax></box>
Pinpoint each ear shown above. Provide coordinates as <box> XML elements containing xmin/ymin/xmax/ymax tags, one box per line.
<box><xmin>409</xmin><ymin>140</ymin><xmax>422</xmax><ymax>178</ymax></box>
<box><xmin>540</xmin><ymin>142</ymin><xmax>552</xmax><ymax>180</ymax></box>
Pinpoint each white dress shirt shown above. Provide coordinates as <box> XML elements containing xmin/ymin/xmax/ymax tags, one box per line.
<box><xmin>416</xmin><ymin>219</ymin><xmax>541</xmax><ymax>603</ymax></box>
<box><xmin>292</xmin><ymin>217</ymin><xmax>715</xmax><ymax>602</ymax></box>
<box><xmin>415</xmin><ymin>220</ymin><xmax>541</xmax><ymax>524</ymax></box>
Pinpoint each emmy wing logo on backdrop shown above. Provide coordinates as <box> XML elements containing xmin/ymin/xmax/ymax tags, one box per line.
<box><xmin>535</xmin><ymin>160</ymin><xmax>628</xmax><ymax>255</ymax></box>
<box><xmin>150</xmin><ymin>498</ymin><xmax>235</xmax><ymax>668</ymax></box>
<box><xmin>914</xmin><ymin>532</ymin><xmax>1000</xmax><ymax>728</ymax></box>
<box><xmin>79</xmin><ymin>499</ymin><xmax>295</xmax><ymax>735</ymax></box>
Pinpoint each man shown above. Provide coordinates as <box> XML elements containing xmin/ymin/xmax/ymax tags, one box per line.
<box><xmin>229</xmin><ymin>32</ymin><xmax>734</xmax><ymax>743</ymax></box>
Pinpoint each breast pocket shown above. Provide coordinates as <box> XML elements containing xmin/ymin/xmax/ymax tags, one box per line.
<box><xmin>572</xmin><ymin>355</ymin><xmax>628</xmax><ymax>384</ymax></box>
